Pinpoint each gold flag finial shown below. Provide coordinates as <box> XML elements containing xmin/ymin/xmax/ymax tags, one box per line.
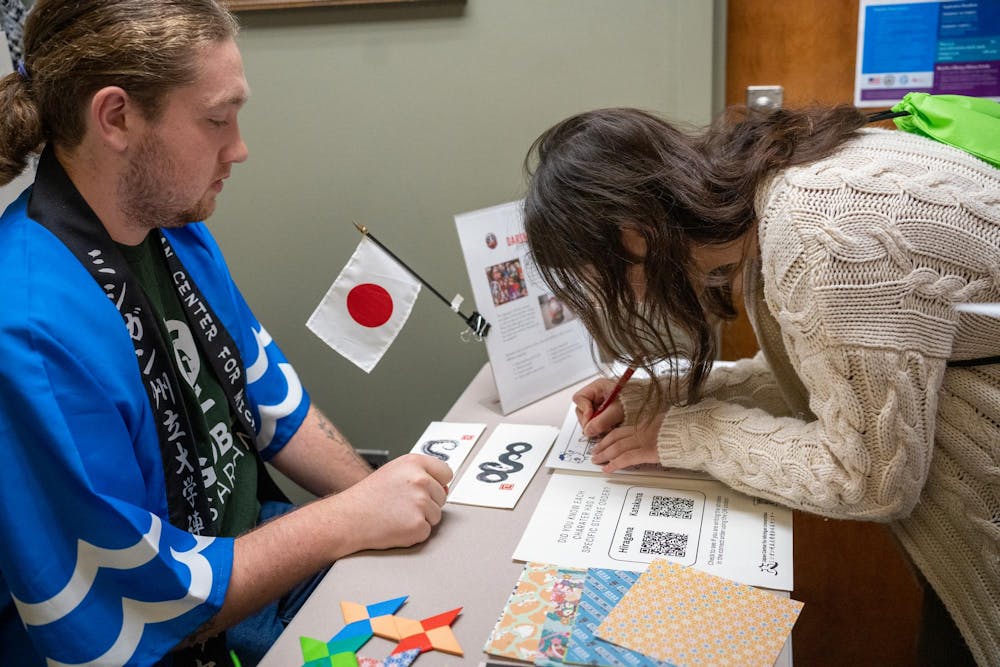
<box><xmin>353</xmin><ymin>221</ymin><xmax>368</xmax><ymax>235</ymax></box>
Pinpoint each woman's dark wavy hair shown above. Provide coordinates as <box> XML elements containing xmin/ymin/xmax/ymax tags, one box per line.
<box><xmin>523</xmin><ymin>105</ymin><xmax>867</xmax><ymax>413</ymax></box>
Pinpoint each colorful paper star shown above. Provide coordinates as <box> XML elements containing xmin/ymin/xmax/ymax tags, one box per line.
<box><xmin>299</xmin><ymin>597</ymin><xmax>464</xmax><ymax>665</ymax></box>
<box><xmin>300</xmin><ymin>596</ymin><xmax>410</xmax><ymax>666</ymax></box>
<box><xmin>390</xmin><ymin>607</ymin><xmax>463</xmax><ymax>656</ymax></box>
<box><xmin>338</xmin><ymin>596</ymin><xmax>409</xmax><ymax>643</ymax></box>
<box><xmin>300</xmin><ymin>635</ymin><xmax>361</xmax><ymax>667</ymax></box>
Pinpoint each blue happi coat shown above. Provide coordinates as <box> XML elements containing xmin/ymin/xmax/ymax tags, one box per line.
<box><xmin>0</xmin><ymin>183</ymin><xmax>310</xmax><ymax>665</ymax></box>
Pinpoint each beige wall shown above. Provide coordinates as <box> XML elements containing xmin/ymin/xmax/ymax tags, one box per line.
<box><xmin>204</xmin><ymin>0</ymin><xmax>721</xmax><ymax>493</ymax></box>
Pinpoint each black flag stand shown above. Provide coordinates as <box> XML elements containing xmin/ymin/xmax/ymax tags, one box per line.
<box><xmin>354</xmin><ymin>222</ymin><xmax>491</xmax><ymax>340</ymax></box>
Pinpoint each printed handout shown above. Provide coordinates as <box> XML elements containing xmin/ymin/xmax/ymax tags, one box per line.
<box><xmin>513</xmin><ymin>470</ymin><xmax>795</xmax><ymax>590</ymax></box>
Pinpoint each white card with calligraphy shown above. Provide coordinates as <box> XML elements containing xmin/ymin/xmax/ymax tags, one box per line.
<box><xmin>407</xmin><ymin>421</ymin><xmax>487</xmax><ymax>477</ymax></box>
<box><xmin>447</xmin><ymin>423</ymin><xmax>558</xmax><ymax>509</ymax></box>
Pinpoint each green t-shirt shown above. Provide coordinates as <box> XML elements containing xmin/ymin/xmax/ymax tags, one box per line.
<box><xmin>119</xmin><ymin>236</ymin><xmax>259</xmax><ymax>537</ymax></box>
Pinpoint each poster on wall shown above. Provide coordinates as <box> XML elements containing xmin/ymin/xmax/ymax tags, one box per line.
<box><xmin>855</xmin><ymin>0</ymin><xmax>1000</xmax><ymax>107</ymax></box>
<box><xmin>455</xmin><ymin>200</ymin><xmax>599</xmax><ymax>414</ymax></box>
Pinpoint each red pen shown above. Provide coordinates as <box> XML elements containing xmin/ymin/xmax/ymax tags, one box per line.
<box><xmin>590</xmin><ymin>365</ymin><xmax>637</xmax><ymax>421</ymax></box>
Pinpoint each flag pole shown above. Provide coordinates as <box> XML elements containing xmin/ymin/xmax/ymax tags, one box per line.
<box><xmin>353</xmin><ymin>222</ymin><xmax>491</xmax><ymax>339</ymax></box>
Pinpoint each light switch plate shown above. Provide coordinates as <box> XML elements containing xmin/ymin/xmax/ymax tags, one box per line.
<box><xmin>746</xmin><ymin>85</ymin><xmax>784</xmax><ymax>110</ymax></box>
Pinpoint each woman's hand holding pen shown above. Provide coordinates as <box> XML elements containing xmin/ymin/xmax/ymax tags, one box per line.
<box><xmin>589</xmin><ymin>416</ymin><xmax>664</xmax><ymax>473</ymax></box>
<box><xmin>573</xmin><ymin>376</ymin><xmax>664</xmax><ymax>473</ymax></box>
<box><xmin>575</xmin><ymin>365</ymin><xmax>637</xmax><ymax>437</ymax></box>
<box><xmin>573</xmin><ymin>378</ymin><xmax>624</xmax><ymax>437</ymax></box>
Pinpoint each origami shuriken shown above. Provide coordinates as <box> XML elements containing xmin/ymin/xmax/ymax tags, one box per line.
<box><xmin>339</xmin><ymin>596</ymin><xmax>410</xmax><ymax>644</ymax></box>
<box><xmin>300</xmin><ymin>596</ymin><xmax>409</xmax><ymax>667</ymax></box>
<box><xmin>389</xmin><ymin>607</ymin><xmax>464</xmax><ymax>656</ymax></box>
<box><xmin>300</xmin><ymin>635</ymin><xmax>360</xmax><ymax>667</ymax></box>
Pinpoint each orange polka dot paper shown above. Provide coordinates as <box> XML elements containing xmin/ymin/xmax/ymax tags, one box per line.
<box><xmin>595</xmin><ymin>560</ymin><xmax>802</xmax><ymax>667</ymax></box>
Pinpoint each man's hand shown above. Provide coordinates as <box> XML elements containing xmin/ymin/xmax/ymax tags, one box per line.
<box><xmin>213</xmin><ymin>453</ymin><xmax>453</xmax><ymax>638</ymax></box>
<box><xmin>326</xmin><ymin>453</ymin><xmax>452</xmax><ymax>552</ymax></box>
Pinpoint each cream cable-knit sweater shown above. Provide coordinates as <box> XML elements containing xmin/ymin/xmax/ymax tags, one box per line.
<box><xmin>620</xmin><ymin>128</ymin><xmax>1000</xmax><ymax>665</ymax></box>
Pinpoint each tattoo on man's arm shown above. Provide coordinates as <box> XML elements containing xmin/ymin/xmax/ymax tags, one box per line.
<box><xmin>316</xmin><ymin>412</ymin><xmax>372</xmax><ymax>470</ymax></box>
<box><xmin>316</xmin><ymin>412</ymin><xmax>347</xmax><ymax>445</ymax></box>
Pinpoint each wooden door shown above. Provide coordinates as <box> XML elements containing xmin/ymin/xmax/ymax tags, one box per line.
<box><xmin>724</xmin><ymin>2</ymin><xmax>924</xmax><ymax>665</ymax></box>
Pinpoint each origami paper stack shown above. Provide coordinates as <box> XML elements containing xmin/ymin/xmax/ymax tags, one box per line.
<box><xmin>486</xmin><ymin>560</ymin><xmax>803</xmax><ymax>667</ymax></box>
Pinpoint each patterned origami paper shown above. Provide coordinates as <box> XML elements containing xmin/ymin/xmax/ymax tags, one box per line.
<box><xmin>534</xmin><ymin>567</ymin><xmax>586</xmax><ymax>666</ymax></box>
<box><xmin>357</xmin><ymin>648</ymin><xmax>421</xmax><ymax>667</ymax></box>
<box><xmin>484</xmin><ymin>562</ymin><xmax>560</xmax><ymax>662</ymax></box>
<box><xmin>391</xmin><ymin>607</ymin><xmax>464</xmax><ymax>655</ymax></box>
<box><xmin>596</xmin><ymin>559</ymin><xmax>803</xmax><ymax>667</ymax></box>
<box><xmin>564</xmin><ymin>568</ymin><xmax>665</xmax><ymax>667</ymax></box>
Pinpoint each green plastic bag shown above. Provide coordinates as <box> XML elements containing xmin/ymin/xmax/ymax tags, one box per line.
<box><xmin>887</xmin><ymin>92</ymin><xmax>1000</xmax><ymax>168</ymax></box>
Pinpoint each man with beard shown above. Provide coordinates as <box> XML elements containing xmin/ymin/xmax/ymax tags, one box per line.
<box><xmin>0</xmin><ymin>1</ymin><xmax>451</xmax><ymax>665</ymax></box>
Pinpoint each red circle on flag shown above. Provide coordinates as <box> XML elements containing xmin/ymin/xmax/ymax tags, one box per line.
<box><xmin>347</xmin><ymin>283</ymin><xmax>394</xmax><ymax>328</ymax></box>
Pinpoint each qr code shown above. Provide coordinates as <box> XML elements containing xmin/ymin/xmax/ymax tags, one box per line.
<box><xmin>649</xmin><ymin>495</ymin><xmax>694</xmax><ymax>519</ymax></box>
<box><xmin>639</xmin><ymin>529</ymin><xmax>688</xmax><ymax>557</ymax></box>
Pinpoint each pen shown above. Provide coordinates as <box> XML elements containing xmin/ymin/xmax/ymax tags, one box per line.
<box><xmin>590</xmin><ymin>365</ymin><xmax>637</xmax><ymax>421</ymax></box>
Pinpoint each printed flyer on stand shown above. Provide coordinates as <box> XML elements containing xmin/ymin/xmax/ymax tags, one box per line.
<box><xmin>455</xmin><ymin>200</ymin><xmax>599</xmax><ymax>414</ymax></box>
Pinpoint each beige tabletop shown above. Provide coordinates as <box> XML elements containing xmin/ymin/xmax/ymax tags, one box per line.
<box><xmin>260</xmin><ymin>363</ymin><xmax>792</xmax><ymax>666</ymax></box>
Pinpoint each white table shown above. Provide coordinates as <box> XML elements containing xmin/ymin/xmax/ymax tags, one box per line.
<box><xmin>260</xmin><ymin>363</ymin><xmax>792</xmax><ymax>666</ymax></box>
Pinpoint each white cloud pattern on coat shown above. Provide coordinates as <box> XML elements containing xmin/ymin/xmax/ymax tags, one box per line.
<box><xmin>12</xmin><ymin>514</ymin><xmax>214</xmax><ymax>666</ymax></box>
<box><xmin>246</xmin><ymin>325</ymin><xmax>304</xmax><ymax>450</ymax></box>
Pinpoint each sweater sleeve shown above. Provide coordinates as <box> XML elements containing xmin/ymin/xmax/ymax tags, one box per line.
<box><xmin>619</xmin><ymin>352</ymin><xmax>793</xmax><ymax>424</ymax></box>
<box><xmin>653</xmin><ymin>146</ymin><xmax>988</xmax><ymax>521</ymax></box>
<box><xmin>698</xmin><ymin>353</ymin><xmax>794</xmax><ymax>416</ymax></box>
<box><xmin>657</xmin><ymin>347</ymin><xmax>946</xmax><ymax>521</ymax></box>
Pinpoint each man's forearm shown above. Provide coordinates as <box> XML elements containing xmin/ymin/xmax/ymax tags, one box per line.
<box><xmin>185</xmin><ymin>453</ymin><xmax>452</xmax><ymax>645</ymax></box>
<box><xmin>270</xmin><ymin>404</ymin><xmax>373</xmax><ymax>497</ymax></box>
<box><xmin>184</xmin><ymin>496</ymin><xmax>357</xmax><ymax>645</ymax></box>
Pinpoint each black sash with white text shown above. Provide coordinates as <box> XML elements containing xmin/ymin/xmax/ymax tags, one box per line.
<box><xmin>27</xmin><ymin>146</ymin><xmax>259</xmax><ymax>662</ymax></box>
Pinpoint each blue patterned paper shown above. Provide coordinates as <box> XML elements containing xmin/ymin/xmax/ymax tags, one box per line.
<box><xmin>564</xmin><ymin>568</ymin><xmax>668</xmax><ymax>667</ymax></box>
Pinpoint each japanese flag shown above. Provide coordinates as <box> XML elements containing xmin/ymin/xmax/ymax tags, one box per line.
<box><xmin>307</xmin><ymin>237</ymin><xmax>421</xmax><ymax>373</ymax></box>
